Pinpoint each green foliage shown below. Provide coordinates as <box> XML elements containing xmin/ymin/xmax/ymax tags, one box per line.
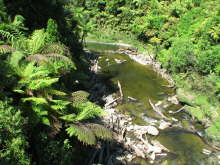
<box><xmin>0</xmin><ymin>100</ymin><xmax>30</xmax><ymax>165</ymax></box>
<box><xmin>46</xmin><ymin>19</ymin><xmax>60</xmax><ymax>43</ymax></box>
<box><xmin>66</xmin><ymin>123</ymin><xmax>112</xmax><ymax>145</ymax></box>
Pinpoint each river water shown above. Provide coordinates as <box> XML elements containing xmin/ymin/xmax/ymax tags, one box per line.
<box><xmin>85</xmin><ymin>42</ymin><xmax>220</xmax><ymax>165</ymax></box>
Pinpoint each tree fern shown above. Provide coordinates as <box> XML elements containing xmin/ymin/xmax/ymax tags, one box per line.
<box><xmin>0</xmin><ymin>44</ymin><xmax>15</xmax><ymax>54</ymax></box>
<box><xmin>72</xmin><ymin>102</ymin><xmax>104</xmax><ymax>121</ymax></box>
<box><xmin>40</xmin><ymin>43</ymin><xmax>69</xmax><ymax>55</ymax></box>
<box><xmin>0</xmin><ymin>29</ymin><xmax>16</xmax><ymax>42</ymax></box>
<box><xmin>22</xmin><ymin>97</ymin><xmax>48</xmax><ymax>105</ymax></box>
<box><xmin>27</xmin><ymin>29</ymin><xmax>46</xmax><ymax>54</ymax></box>
<box><xmin>66</xmin><ymin>124</ymin><xmax>97</xmax><ymax>145</ymax></box>
<box><xmin>66</xmin><ymin>123</ymin><xmax>112</xmax><ymax>145</ymax></box>
<box><xmin>88</xmin><ymin>123</ymin><xmax>112</xmax><ymax>140</ymax></box>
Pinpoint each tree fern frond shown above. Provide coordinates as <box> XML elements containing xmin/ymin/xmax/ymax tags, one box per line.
<box><xmin>22</xmin><ymin>97</ymin><xmax>48</xmax><ymax>105</ymax></box>
<box><xmin>47</xmin><ymin>88</ymin><xmax>66</xmax><ymax>96</ymax></box>
<box><xmin>28</xmin><ymin>29</ymin><xmax>46</xmax><ymax>54</ymax></box>
<box><xmin>9</xmin><ymin>51</ymin><xmax>26</xmax><ymax>68</ymax></box>
<box><xmin>66</xmin><ymin>124</ymin><xmax>97</xmax><ymax>145</ymax></box>
<box><xmin>71</xmin><ymin>90</ymin><xmax>90</xmax><ymax>103</ymax></box>
<box><xmin>41</xmin><ymin>43</ymin><xmax>70</xmax><ymax>55</ymax></box>
<box><xmin>0</xmin><ymin>29</ymin><xmax>16</xmax><ymax>42</ymax></box>
<box><xmin>27</xmin><ymin>78</ymin><xmax>59</xmax><ymax>90</ymax></box>
<box><xmin>0</xmin><ymin>44</ymin><xmax>15</xmax><ymax>54</ymax></box>
<box><xmin>50</xmin><ymin>99</ymin><xmax>71</xmax><ymax>111</ymax></box>
<box><xmin>60</xmin><ymin>114</ymin><xmax>76</xmax><ymax>122</ymax></box>
<box><xmin>45</xmin><ymin>53</ymin><xmax>75</xmax><ymax>66</ymax></box>
<box><xmin>26</xmin><ymin>54</ymin><xmax>48</xmax><ymax>64</ymax></box>
<box><xmin>22</xmin><ymin>62</ymin><xmax>35</xmax><ymax>78</ymax></box>
<box><xmin>88</xmin><ymin>123</ymin><xmax>112</xmax><ymax>140</ymax></box>
<box><xmin>26</xmin><ymin>53</ymin><xmax>75</xmax><ymax>68</ymax></box>
<box><xmin>29</xmin><ymin>67</ymin><xmax>50</xmax><ymax>79</ymax></box>
<box><xmin>72</xmin><ymin>102</ymin><xmax>104</xmax><ymax>121</ymax></box>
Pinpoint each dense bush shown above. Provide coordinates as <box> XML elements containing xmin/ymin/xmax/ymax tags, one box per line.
<box><xmin>0</xmin><ymin>1</ymin><xmax>112</xmax><ymax>164</ymax></box>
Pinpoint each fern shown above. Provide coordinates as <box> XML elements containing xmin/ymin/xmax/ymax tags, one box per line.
<box><xmin>41</xmin><ymin>43</ymin><xmax>70</xmax><ymax>55</ymax></box>
<box><xmin>27</xmin><ymin>78</ymin><xmax>59</xmax><ymax>90</ymax></box>
<box><xmin>22</xmin><ymin>97</ymin><xmax>48</xmax><ymax>105</ymax></box>
<box><xmin>66</xmin><ymin>123</ymin><xmax>112</xmax><ymax>145</ymax></box>
<box><xmin>66</xmin><ymin>124</ymin><xmax>97</xmax><ymax>145</ymax></box>
<box><xmin>27</xmin><ymin>29</ymin><xmax>46</xmax><ymax>54</ymax></box>
<box><xmin>88</xmin><ymin>123</ymin><xmax>112</xmax><ymax>140</ymax></box>
<box><xmin>72</xmin><ymin>102</ymin><xmax>104</xmax><ymax>121</ymax></box>
<box><xmin>0</xmin><ymin>29</ymin><xmax>16</xmax><ymax>42</ymax></box>
<box><xmin>50</xmin><ymin>99</ymin><xmax>71</xmax><ymax>113</ymax></box>
<box><xmin>0</xmin><ymin>45</ymin><xmax>15</xmax><ymax>54</ymax></box>
<box><xmin>46</xmin><ymin>89</ymin><xmax>66</xmax><ymax>96</ymax></box>
<box><xmin>9</xmin><ymin>51</ymin><xmax>26</xmax><ymax>68</ymax></box>
<box><xmin>71</xmin><ymin>90</ymin><xmax>90</xmax><ymax>103</ymax></box>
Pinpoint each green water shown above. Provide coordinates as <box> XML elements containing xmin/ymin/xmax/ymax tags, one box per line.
<box><xmin>98</xmin><ymin>53</ymin><xmax>172</xmax><ymax>124</ymax></box>
<box><xmin>85</xmin><ymin>42</ymin><xmax>219</xmax><ymax>165</ymax></box>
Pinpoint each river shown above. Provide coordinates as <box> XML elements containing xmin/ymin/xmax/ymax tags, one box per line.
<box><xmin>85</xmin><ymin>41</ymin><xmax>220</xmax><ymax>165</ymax></box>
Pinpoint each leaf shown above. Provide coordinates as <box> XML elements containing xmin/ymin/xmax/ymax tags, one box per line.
<box><xmin>13</xmin><ymin>89</ymin><xmax>25</xmax><ymax>94</ymax></box>
<box><xmin>42</xmin><ymin>117</ymin><xmax>50</xmax><ymax>126</ymax></box>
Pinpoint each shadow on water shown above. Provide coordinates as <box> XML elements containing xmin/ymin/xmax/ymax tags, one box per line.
<box><xmin>85</xmin><ymin>42</ymin><xmax>219</xmax><ymax>165</ymax></box>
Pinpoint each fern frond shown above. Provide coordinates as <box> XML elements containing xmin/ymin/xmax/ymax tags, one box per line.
<box><xmin>28</xmin><ymin>29</ymin><xmax>46</xmax><ymax>54</ymax></box>
<box><xmin>71</xmin><ymin>90</ymin><xmax>90</xmax><ymax>103</ymax></box>
<box><xmin>66</xmin><ymin>124</ymin><xmax>97</xmax><ymax>145</ymax></box>
<box><xmin>41</xmin><ymin>43</ymin><xmax>70</xmax><ymax>55</ymax></box>
<box><xmin>72</xmin><ymin>102</ymin><xmax>104</xmax><ymax>121</ymax></box>
<box><xmin>60</xmin><ymin>114</ymin><xmax>76</xmax><ymax>122</ymax></box>
<box><xmin>9</xmin><ymin>51</ymin><xmax>26</xmax><ymax>68</ymax></box>
<box><xmin>88</xmin><ymin>123</ymin><xmax>112</xmax><ymax>140</ymax></box>
<box><xmin>26</xmin><ymin>53</ymin><xmax>75</xmax><ymax>68</ymax></box>
<box><xmin>0</xmin><ymin>45</ymin><xmax>15</xmax><ymax>54</ymax></box>
<box><xmin>29</xmin><ymin>67</ymin><xmax>50</xmax><ymax>79</ymax></box>
<box><xmin>22</xmin><ymin>62</ymin><xmax>35</xmax><ymax>78</ymax></box>
<box><xmin>0</xmin><ymin>29</ymin><xmax>16</xmax><ymax>42</ymax></box>
<box><xmin>47</xmin><ymin>88</ymin><xmax>66</xmax><ymax>96</ymax></box>
<box><xmin>45</xmin><ymin>53</ymin><xmax>74</xmax><ymax>66</ymax></box>
<box><xmin>50</xmin><ymin>99</ymin><xmax>71</xmax><ymax>112</ymax></box>
<box><xmin>22</xmin><ymin>97</ymin><xmax>48</xmax><ymax>105</ymax></box>
<box><xmin>27</xmin><ymin>78</ymin><xmax>59</xmax><ymax>90</ymax></box>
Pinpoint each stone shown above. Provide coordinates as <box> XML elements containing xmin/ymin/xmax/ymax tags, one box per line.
<box><xmin>168</xmin><ymin>96</ymin><xmax>179</xmax><ymax>105</ymax></box>
<box><xmin>146</xmin><ymin>126</ymin><xmax>159</xmax><ymax>136</ymax></box>
<box><xmin>202</xmin><ymin>149</ymin><xmax>212</xmax><ymax>155</ymax></box>
<box><xmin>159</xmin><ymin>122</ymin><xmax>171</xmax><ymax>130</ymax></box>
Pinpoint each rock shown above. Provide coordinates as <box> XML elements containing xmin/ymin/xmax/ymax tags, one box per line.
<box><xmin>126</xmin><ymin>154</ymin><xmax>133</xmax><ymax>161</ymax></box>
<box><xmin>159</xmin><ymin>121</ymin><xmax>171</xmax><ymax>130</ymax></box>
<box><xmin>168</xmin><ymin>95</ymin><xmax>179</xmax><ymax>105</ymax></box>
<box><xmin>151</xmin><ymin>140</ymin><xmax>170</xmax><ymax>152</ymax></box>
<box><xmin>149</xmin><ymin>152</ymin><xmax>156</xmax><ymax>160</ymax></box>
<box><xmin>114</xmin><ymin>58</ymin><xmax>126</xmax><ymax>64</ymax></box>
<box><xmin>128</xmin><ymin>96</ymin><xmax>138</xmax><ymax>102</ymax></box>
<box><xmin>146</xmin><ymin>126</ymin><xmax>159</xmax><ymax>136</ymax></box>
<box><xmin>171</xmin><ymin>117</ymin><xmax>178</xmax><ymax>122</ymax></box>
<box><xmin>202</xmin><ymin>149</ymin><xmax>212</xmax><ymax>155</ymax></box>
<box><xmin>155</xmin><ymin>101</ymin><xmax>163</xmax><ymax>106</ymax></box>
<box><xmin>163</xmin><ymin>104</ymin><xmax>170</xmax><ymax>109</ymax></box>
